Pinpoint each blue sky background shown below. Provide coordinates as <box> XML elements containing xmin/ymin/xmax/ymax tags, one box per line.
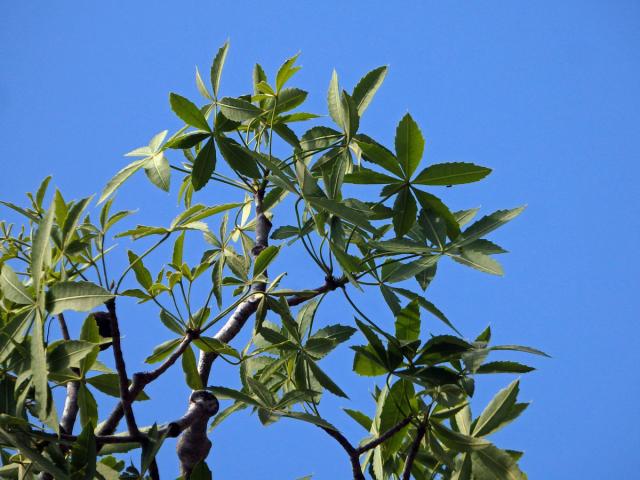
<box><xmin>1</xmin><ymin>1</ymin><xmax>639</xmax><ymax>478</ymax></box>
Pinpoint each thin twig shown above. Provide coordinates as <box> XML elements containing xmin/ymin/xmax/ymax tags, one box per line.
<box><xmin>105</xmin><ymin>299</ymin><xmax>140</xmax><ymax>438</ymax></box>
<box><xmin>355</xmin><ymin>415</ymin><xmax>414</xmax><ymax>455</ymax></box>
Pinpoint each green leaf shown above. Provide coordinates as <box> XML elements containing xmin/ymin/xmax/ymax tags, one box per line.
<box><xmin>343</xmin><ymin>408</ymin><xmax>373</xmax><ymax>431</ymax></box>
<box><xmin>46</xmin><ymin>281</ymin><xmax>114</xmax><ymax>315</ymax></box>
<box><xmin>414</xmin><ymin>189</ymin><xmax>460</xmax><ymax>239</ymax></box>
<box><xmin>276</xmin><ymin>53</ymin><xmax>300</xmax><ymax>92</ymax></box>
<box><xmin>395</xmin><ymin>299</ymin><xmax>420</xmax><ymax>342</ymax></box>
<box><xmin>356</xmin><ymin>137</ymin><xmax>402</xmax><ymax>177</ymax></box>
<box><xmin>281</xmin><ymin>411</ymin><xmax>335</xmax><ymax>430</ymax></box>
<box><xmin>216</xmin><ymin>137</ymin><xmax>262</xmax><ymax>178</ymax></box>
<box><xmin>211</xmin><ymin>40</ymin><xmax>229</xmax><ymax>98</ymax></box>
<box><xmin>86</xmin><ymin>374</ymin><xmax>149</xmax><ymax>401</ymax></box>
<box><xmin>452</xmin><ymin>249</ymin><xmax>504</xmax><ymax>276</ymax></box>
<box><xmin>490</xmin><ymin>344</ymin><xmax>550</xmax><ymax>357</ymax></box>
<box><xmin>352</xmin><ymin>345</ymin><xmax>387</xmax><ymax>376</ymax></box>
<box><xmin>195</xmin><ymin>66</ymin><xmax>212</xmax><ymax>99</ymax></box>
<box><xmin>343</xmin><ymin>166</ymin><xmax>398</xmax><ymax>184</ymax></box>
<box><xmin>395</xmin><ymin>113</ymin><xmax>424</xmax><ymax>178</ymax></box>
<box><xmin>169</xmin><ymin>93</ymin><xmax>211</xmax><ymax>131</ymax></box>
<box><xmin>48</xmin><ymin>340</ymin><xmax>99</xmax><ymax>372</ymax></box>
<box><xmin>414</xmin><ymin>162</ymin><xmax>492</xmax><ymax>186</ymax></box>
<box><xmin>99</xmin><ymin>160</ymin><xmax>146</xmax><ymax>203</ymax></box>
<box><xmin>0</xmin><ymin>264</ymin><xmax>33</xmax><ymax>305</ymax></box>
<box><xmin>253</xmin><ymin>245</ymin><xmax>280</xmax><ymax>277</ymax></box>
<box><xmin>392</xmin><ymin>188</ymin><xmax>417</xmax><ymax>237</ymax></box>
<box><xmin>476</xmin><ymin>361</ymin><xmax>535</xmax><ymax>374</ymax></box>
<box><xmin>191</xmin><ymin>137</ymin><xmax>216</xmax><ymax>191</ymax></box>
<box><xmin>457</xmin><ymin>207</ymin><xmax>526</xmax><ymax>246</ymax></box>
<box><xmin>431</xmin><ymin>421</ymin><xmax>491</xmax><ymax>452</ymax></box>
<box><xmin>141</xmin><ymin>424</ymin><xmax>169</xmax><ymax>476</ymax></box>
<box><xmin>77</xmin><ymin>383</ymin><xmax>98</xmax><ymax>428</ymax></box>
<box><xmin>327</xmin><ymin>70</ymin><xmax>344</xmax><ymax>129</ymax></box>
<box><xmin>208</xmin><ymin>385</ymin><xmax>261</xmax><ymax>407</ymax></box>
<box><xmin>275</xmin><ymin>88</ymin><xmax>307</xmax><ymax>114</ymax></box>
<box><xmin>379</xmin><ymin>380</ymin><xmax>417</xmax><ymax>453</ymax></box>
<box><xmin>31</xmin><ymin>310</ymin><xmax>52</xmax><ymax>428</ymax></box>
<box><xmin>0</xmin><ymin>427</ymin><xmax>70</xmax><ymax>479</ymax></box>
<box><xmin>471</xmin><ymin>445</ymin><xmax>527</xmax><ymax>480</ymax></box>
<box><xmin>166</xmin><ymin>131</ymin><xmax>211</xmax><ymax>149</ymax></box>
<box><xmin>31</xmin><ymin>204</ymin><xmax>55</xmax><ymax>295</ymax></box>
<box><xmin>144</xmin><ymin>338</ymin><xmax>181</xmax><ymax>364</ymax></box>
<box><xmin>339</xmin><ymin>91</ymin><xmax>359</xmax><ymax>139</ymax></box>
<box><xmin>127</xmin><ymin>251</ymin><xmax>153</xmax><ymax>290</ymax></box>
<box><xmin>194</xmin><ymin>337</ymin><xmax>241</xmax><ymax>359</ymax></box>
<box><xmin>472</xmin><ymin>380</ymin><xmax>520</xmax><ymax>437</ymax></box>
<box><xmin>181</xmin><ymin>346</ymin><xmax>203</xmax><ymax>390</ymax></box>
<box><xmin>143</xmin><ymin>153</ymin><xmax>171</xmax><ymax>192</ymax></box>
<box><xmin>218</xmin><ymin>97</ymin><xmax>262</xmax><ymax>122</ymax></box>
<box><xmin>306</xmin><ymin>359</ymin><xmax>348</xmax><ymax>398</ymax></box>
<box><xmin>352</xmin><ymin>66</ymin><xmax>387</xmax><ymax>115</ymax></box>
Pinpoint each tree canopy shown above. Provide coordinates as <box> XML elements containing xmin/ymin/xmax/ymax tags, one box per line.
<box><xmin>0</xmin><ymin>42</ymin><xmax>545</xmax><ymax>479</ymax></box>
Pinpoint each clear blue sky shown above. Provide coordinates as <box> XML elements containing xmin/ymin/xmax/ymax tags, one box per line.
<box><xmin>1</xmin><ymin>1</ymin><xmax>639</xmax><ymax>478</ymax></box>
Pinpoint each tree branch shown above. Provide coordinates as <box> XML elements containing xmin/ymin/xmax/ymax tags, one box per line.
<box><xmin>286</xmin><ymin>275</ymin><xmax>347</xmax><ymax>307</ymax></box>
<box><xmin>402</xmin><ymin>418</ymin><xmax>428</xmax><ymax>480</ymax></box>
<box><xmin>320</xmin><ymin>427</ymin><xmax>365</xmax><ymax>480</ymax></box>
<box><xmin>96</xmin><ymin>331</ymin><xmax>197</xmax><ymax>436</ymax></box>
<box><xmin>104</xmin><ymin>299</ymin><xmax>140</xmax><ymax>438</ymax></box>
<box><xmin>355</xmin><ymin>414</ymin><xmax>414</xmax><ymax>455</ymax></box>
<box><xmin>197</xmin><ymin>185</ymin><xmax>271</xmax><ymax>385</ymax></box>
<box><xmin>57</xmin><ymin>313</ymin><xmax>79</xmax><ymax>436</ymax></box>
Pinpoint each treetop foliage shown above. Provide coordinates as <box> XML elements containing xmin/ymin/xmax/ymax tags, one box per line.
<box><xmin>0</xmin><ymin>41</ymin><xmax>544</xmax><ymax>479</ymax></box>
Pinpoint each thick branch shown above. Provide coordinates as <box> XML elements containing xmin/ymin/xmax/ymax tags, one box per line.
<box><xmin>197</xmin><ymin>186</ymin><xmax>271</xmax><ymax>385</ymax></box>
<box><xmin>402</xmin><ymin>418</ymin><xmax>428</xmax><ymax>480</ymax></box>
<box><xmin>175</xmin><ymin>391</ymin><xmax>219</xmax><ymax>478</ymax></box>
<box><xmin>20</xmin><ymin>396</ymin><xmax>211</xmax><ymax>447</ymax></box>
